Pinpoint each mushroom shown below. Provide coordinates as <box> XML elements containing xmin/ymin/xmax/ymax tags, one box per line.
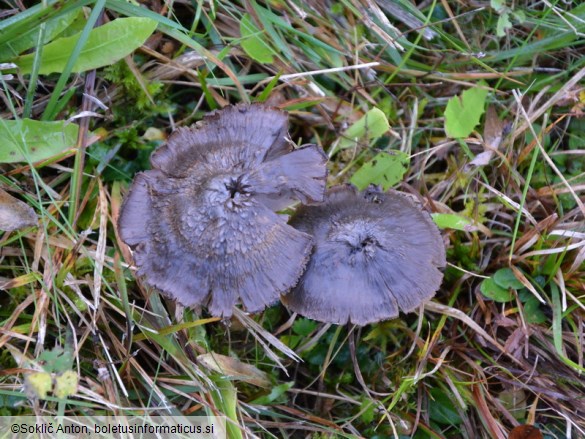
<box><xmin>118</xmin><ymin>104</ymin><xmax>327</xmax><ymax>317</ymax></box>
<box><xmin>282</xmin><ymin>185</ymin><xmax>446</xmax><ymax>325</ymax></box>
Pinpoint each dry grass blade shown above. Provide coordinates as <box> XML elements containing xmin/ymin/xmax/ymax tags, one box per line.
<box><xmin>424</xmin><ymin>301</ymin><xmax>511</xmax><ymax>359</ymax></box>
<box><xmin>232</xmin><ymin>308</ymin><xmax>301</xmax><ymax>365</ymax></box>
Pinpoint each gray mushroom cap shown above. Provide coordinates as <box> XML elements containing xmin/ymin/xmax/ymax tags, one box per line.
<box><xmin>282</xmin><ymin>185</ymin><xmax>446</xmax><ymax>325</ymax></box>
<box><xmin>118</xmin><ymin>104</ymin><xmax>327</xmax><ymax>317</ymax></box>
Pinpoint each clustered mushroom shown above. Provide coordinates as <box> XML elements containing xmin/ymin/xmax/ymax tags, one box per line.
<box><xmin>282</xmin><ymin>185</ymin><xmax>446</xmax><ymax>325</ymax></box>
<box><xmin>119</xmin><ymin>104</ymin><xmax>446</xmax><ymax>325</ymax></box>
<box><xmin>119</xmin><ymin>105</ymin><xmax>327</xmax><ymax>317</ymax></box>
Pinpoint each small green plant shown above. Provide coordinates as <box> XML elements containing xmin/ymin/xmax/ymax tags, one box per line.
<box><xmin>491</xmin><ymin>0</ymin><xmax>526</xmax><ymax>37</ymax></box>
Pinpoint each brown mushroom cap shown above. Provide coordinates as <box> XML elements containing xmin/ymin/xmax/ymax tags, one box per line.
<box><xmin>282</xmin><ymin>185</ymin><xmax>446</xmax><ymax>325</ymax></box>
<box><xmin>118</xmin><ymin>104</ymin><xmax>327</xmax><ymax>317</ymax></box>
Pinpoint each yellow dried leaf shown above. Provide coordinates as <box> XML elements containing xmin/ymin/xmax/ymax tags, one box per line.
<box><xmin>198</xmin><ymin>353</ymin><xmax>270</xmax><ymax>388</ymax></box>
<box><xmin>25</xmin><ymin>372</ymin><xmax>52</xmax><ymax>399</ymax></box>
<box><xmin>0</xmin><ymin>188</ymin><xmax>37</xmax><ymax>231</ymax></box>
<box><xmin>54</xmin><ymin>370</ymin><xmax>78</xmax><ymax>399</ymax></box>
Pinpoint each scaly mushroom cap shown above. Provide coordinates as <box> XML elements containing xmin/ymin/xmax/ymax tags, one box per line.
<box><xmin>118</xmin><ymin>104</ymin><xmax>327</xmax><ymax>317</ymax></box>
<box><xmin>283</xmin><ymin>185</ymin><xmax>446</xmax><ymax>325</ymax></box>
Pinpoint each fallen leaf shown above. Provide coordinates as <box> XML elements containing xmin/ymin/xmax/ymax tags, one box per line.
<box><xmin>338</xmin><ymin>107</ymin><xmax>390</xmax><ymax>150</ymax></box>
<box><xmin>350</xmin><ymin>150</ymin><xmax>409</xmax><ymax>190</ymax></box>
<box><xmin>468</xmin><ymin>150</ymin><xmax>494</xmax><ymax>167</ymax></box>
<box><xmin>0</xmin><ymin>118</ymin><xmax>79</xmax><ymax>163</ymax></box>
<box><xmin>444</xmin><ymin>82</ymin><xmax>489</xmax><ymax>138</ymax></box>
<box><xmin>54</xmin><ymin>370</ymin><xmax>78</xmax><ymax>399</ymax></box>
<box><xmin>483</xmin><ymin>104</ymin><xmax>505</xmax><ymax>150</ymax></box>
<box><xmin>468</xmin><ymin>105</ymin><xmax>506</xmax><ymax>168</ymax></box>
<box><xmin>25</xmin><ymin>372</ymin><xmax>52</xmax><ymax>399</ymax></box>
<box><xmin>198</xmin><ymin>353</ymin><xmax>271</xmax><ymax>388</ymax></box>
<box><xmin>508</xmin><ymin>425</ymin><xmax>543</xmax><ymax>439</ymax></box>
<box><xmin>0</xmin><ymin>188</ymin><xmax>37</xmax><ymax>231</ymax></box>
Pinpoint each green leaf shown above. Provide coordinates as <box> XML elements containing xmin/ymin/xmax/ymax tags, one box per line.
<box><xmin>0</xmin><ymin>9</ymin><xmax>83</xmax><ymax>61</ymax></box>
<box><xmin>359</xmin><ymin>398</ymin><xmax>375</xmax><ymax>424</ymax></box>
<box><xmin>239</xmin><ymin>13</ymin><xmax>274</xmax><ymax>63</ymax></box>
<box><xmin>493</xmin><ymin>268</ymin><xmax>524</xmax><ymax>290</ymax></box>
<box><xmin>338</xmin><ymin>107</ymin><xmax>390</xmax><ymax>149</ymax></box>
<box><xmin>292</xmin><ymin>318</ymin><xmax>317</xmax><ymax>337</ymax></box>
<box><xmin>211</xmin><ymin>378</ymin><xmax>243</xmax><ymax>439</ymax></box>
<box><xmin>444</xmin><ymin>82</ymin><xmax>489</xmax><ymax>138</ymax></box>
<box><xmin>512</xmin><ymin>10</ymin><xmax>526</xmax><ymax>23</ymax></box>
<box><xmin>0</xmin><ymin>119</ymin><xmax>78</xmax><ymax>163</ymax></box>
<box><xmin>428</xmin><ymin>388</ymin><xmax>462</xmax><ymax>425</ymax></box>
<box><xmin>490</xmin><ymin>0</ymin><xmax>506</xmax><ymax>12</ymax></box>
<box><xmin>480</xmin><ymin>277</ymin><xmax>515</xmax><ymax>302</ymax></box>
<box><xmin>496</xmin><ymin>12</ymin><xmax>512</xmax><ymax>37</ymax></box>
<box><xmin>38</xmin><ymin>346</ymin><xmax>74</xmax><ymax>374</ymax></box>
<box><xmin>498</xmin><ymin>388</ymin><xmax>527</xmax><ymax>421</ymax></box>
<box><xmin>431</xmin><ymin>213</ymin><xmax>472</xmax><ymax>230</ymax></box>
<box><xmin>522</xmin><ymin>296</ymin><xmax>546</xmax><ymax>324</ymax></box>
<box><xmin>15</xmin><ymin>17</ymin><xmax>158</xmax><ymax>74</ymax></box>
<box><xmin>350</xmin><ymin>150</ymin><xmax>409</xmax><ymax>190</ymax></box>
<box><xmin>250</xmin><ymin>381</ymin><xmax>294</xmax><ymax>405</ymax></box>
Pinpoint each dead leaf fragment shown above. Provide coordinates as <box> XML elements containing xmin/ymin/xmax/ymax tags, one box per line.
<box><xmin>483</xmin><ymin>104</ymin><xmax>506</xmax><ymax>151</ymax></box>
<box><xmin>508</xmin><ymin>425</ymin><xmax>543</xmax><ymax>439</ymax></box>
<box><xmin>24</xmin><ymin>372</ymin><xmax>52</xmax><ymax>399</ymax></box>
<box><xmin>469</xmin><ymin>105</ymin><xmax>506</xmax><ymax>168</ymax></box>
<box><xmin>0</xmin><ymin>188</ymin><xmax>37</xmax><ymax>231</ymax></box>
<box><xmin>197</xmin><ymin>353</ymin><xmax>271</xmax><ymax>388</ymax></box>
<box><xmin>54</xmin><ymin>370</ymin><xmax>79</xmax><ymax>399</ymax></box>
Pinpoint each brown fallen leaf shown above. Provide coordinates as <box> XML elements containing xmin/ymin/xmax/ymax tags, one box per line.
<box><xmin>0</xmin><ymin>188</ymin><xmax>37</xmax><ymax>232</ymax></box>
<box><xmin>469</xmin><ymin>105</ymin><xmax>507</xmax><ymax>168</ymax></box>
<box><xmin>508</xmin><ymin>425</ymin><xmax>543</xmax><ymax>439</ymax></box>
<box><xmin>197</xmin><ymin>352</ymin><xmax>271</xmax><ymax>388</ymax></box>
<box><xmin>483</xmin><ymin>104</ymin><xmax>506</xmax><ymax>151</ymax></box>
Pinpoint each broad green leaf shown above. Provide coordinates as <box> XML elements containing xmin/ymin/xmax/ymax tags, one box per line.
<box><xmin>292</xmin><ymin>318</ymin><xmax>317</xmax><ymax>336</ymax></box>
<box><xmin>0</xmin><ymin>119</ymin><xmax>78</xmax><ymax>163</ymax></box>
<box><xmin>251</xmin><ymin>4</ymin><xmax>294</xmax><ymax>61</ymax></box>
<box><xmin>38</xmin><ymin>346</ymin><xmax>74</xmax><ymax>374</ymax></box>
<box><xmin>493</xmin><ymin>268</ymin><xmax>524</xmax><ymax>290</ymax></box>
<box><xmin>480</xmin><ymin>277</ymin><xmax>515</xmax><ymax>302</ymax></box>
<box><xmin>496</xmin><ymin>12</ymin><xmax>512</xmax><ymax>37</ymax></box>
<box><xmin>522</xmin><ymin>296</ymin><xmax>546</xmax><ymax>324</ymax></box>
<box><xmin>512</xmin><ymin>10</ymin><xmax>526</xmax><ymax>23</ymax></box>
<box><xmin>350</xmin><ymin>150</ymin><xmax>409</xmax><ymax>190</ymax></box>
<box><xmin>431</xmin><ymin>213</ymin><xmax>472</xmax><ymax>230</ymax></box>
<box><xmin>15</xmin><ymin>17</ymin><xmax>157</xmax><ymax>74</ymax></box>
<box><xmin>428</xmin><ymin>388</ymin><xmax>462</xmax><ymax>425</ymax></box>
<box><xmin>239</xmin><ymin>13</ymin><xmax>274</xmax><ymax>63</ymax></box>
<box><xmin>0</xmin><ymin>9</ymin><xmax>83</xmax><ymax>61</ymax></box>
<box><xmin>338</xmin><ymin>108</ymin><xmax>390</xmax><ymax>149</ymax></box>
<box><xmin>444</xmin><ymin>82</ymin><xmax>489</xmax><ymax>138</ymax></box>
<box><xmin>490</xmin><ymin>0</ymin><xmax>506</xmax><ymax>12</ymax></box>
